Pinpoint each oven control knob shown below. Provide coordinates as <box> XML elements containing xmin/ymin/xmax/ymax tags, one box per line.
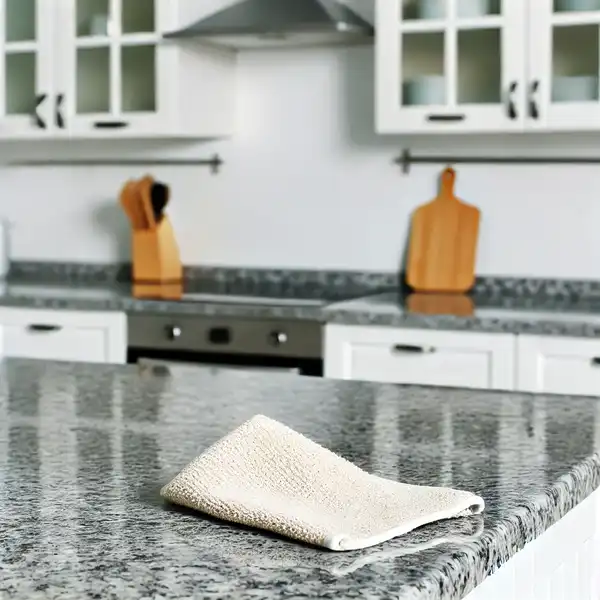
<box><xmin>166</xmin><ymin>325</ymin><xmax>182</xmax><ymax>340</ymax></box>
<box><xmin>269</xmin><ymin>331</ymin><xmax>288</xmax><ymax>346</ymax></box>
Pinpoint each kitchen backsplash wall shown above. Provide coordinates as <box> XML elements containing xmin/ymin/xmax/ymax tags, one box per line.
<box><xmin>3</xmin><ymin>43</ymin><xmax>600</xmax><ymax>279</ymax></box>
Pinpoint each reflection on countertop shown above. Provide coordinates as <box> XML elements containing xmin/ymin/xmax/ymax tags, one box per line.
<box><xmin>326</xmin><ymin>290</ymin><xmax>600</xmax><ymax>337</ymax></box>
<box><xmin>0</xmin><ymin>358</ymin><xmax>599</xmax><ymax>600</ymax></box>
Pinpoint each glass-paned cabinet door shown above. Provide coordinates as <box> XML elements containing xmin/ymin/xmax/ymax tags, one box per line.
<box><xmin>0</xmin><ymin>0</ymin><xmax>53</xmax><ymax>136</ymax></box>
<box><xmin>376</xmin><ymin>0</ymin><xmax>526</xmax><ymax>133</ymax></box>
<box><xmin>528</xmin><ymin>0</ymin><xmax>600</xmax><ymax>130</ymax></box>
<box><xmin>62</xmin><ymin>0</ymin><xmax>161</xmax><ymax>134</ymax></box>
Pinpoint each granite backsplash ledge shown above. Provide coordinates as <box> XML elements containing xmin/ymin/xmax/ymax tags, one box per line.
<box><xmin>8</xmin><ymin>261</ymin><xmax>600</xmax><ymax>299</ymax></box>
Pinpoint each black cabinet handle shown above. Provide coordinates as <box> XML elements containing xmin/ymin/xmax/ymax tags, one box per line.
<box><xmin>507</xmin><ymin>81</ymin><xmax>518</xmax><ymax>120</ymax></box>
<box><xmin>33</xmin><ymin>93</ymin><xmax>47</xmax><ymax>129</ymax></box>
<box><xmin>426</xmin><ymin>114</ymin><xmax>465</xmax><ymax>122</ymax></box>
<box><xmin>56</xmin><ymin>94</ymin><xmax>65</xmax><ymax>129</ymax></box>
<box><xmin>27</xmin><ymin>324</ymin><xmax>62</xmax><ymax>333</ymax></box>
<box><xmin>529</xmin><ymin>80</ymin><xmax>540</xmax><ymax>120</ymax></box>
<box><xmin>591</xmin><ymin>358</ymin><xmax>600</xmax><ymax>366</ymax></box>
<box><xmin>392</xmin><ymin>344</ymin><xmax>436</xmax><ymax>354</ymax></box>
<box><xmin>93</xmin><ymin>121</ymin><xmax>129</xmax><ymax>129</ymax></box>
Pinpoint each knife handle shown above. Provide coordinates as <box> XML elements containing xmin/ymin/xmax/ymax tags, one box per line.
<box><xmin>138</xmin><ymin>176</ymin><xmax>157</xmax><ymax>230</ymax></box>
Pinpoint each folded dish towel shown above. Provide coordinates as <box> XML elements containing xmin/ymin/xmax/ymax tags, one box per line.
<box><xmin>160</xmin><ymin>415</ymin><xmax>485</xmax><ymax>551</ymax></box>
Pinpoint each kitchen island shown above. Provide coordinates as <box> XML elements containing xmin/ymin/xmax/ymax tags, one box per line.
<box><xmin>0</xmin><ymin>359</ymin><xmax>599</xmax><ymax>600</ymax></box>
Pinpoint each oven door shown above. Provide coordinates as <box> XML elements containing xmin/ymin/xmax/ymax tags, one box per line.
<box><xmin>128</xmin><ymin>348</ymin><xmax>322</xmax><ymax>377</ymax></box>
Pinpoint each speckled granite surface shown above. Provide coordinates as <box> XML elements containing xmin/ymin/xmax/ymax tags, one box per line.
<box><xmin>1</xmin><ymin>359</ymin><xmax>599</xmax><ymax>600</ymax></box>
<box><xmin>325</xmin><ymin>291</ymin><xmax>600</xmax><ymax>338</ymax></box>
<box><xmin>6</xmin><ymin>262</ymin><xmax>600</xmax><ymax>337</ymax></box>
<box><xmin>4</xmin><ymin>280</ymin><xmax>600</xmax><ymax>337</ymax></box>
<box><xmin>10</xmin><ymin>261</ymin><xmax>600</xmax><ymax>300</ymax></box>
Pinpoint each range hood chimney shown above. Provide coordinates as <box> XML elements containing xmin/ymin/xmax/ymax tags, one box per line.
<box><xmin>163</xmin><ymin>0</ymin><xmax>374</xmax><ymax>49</ymax></box>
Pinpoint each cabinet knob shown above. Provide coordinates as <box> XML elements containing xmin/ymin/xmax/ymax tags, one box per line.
<box><xmin>269</xmin><ymin>331</ymin><xmax>288</xmax><ymax>346</ymax></box>
<box><xmin>166</xmin><ymin>325</ymin><xmax>182</xmax><ymax>340</ymax></box>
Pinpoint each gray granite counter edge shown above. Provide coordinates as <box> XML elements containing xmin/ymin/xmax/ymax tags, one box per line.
<box><xmin>431</xmin><ymin>454</ymin><xmax>600</xmax><ymax>600</ymax></box>
<box><xmin>0</xmin><ymin>294</ymin><xmax>327</xmax><ymax>322</ymax></box>
<box><xmin>5</xmin><ymin>294</ymin><xmax>600</xmax><ymax>338</ymax></box>
<box><xmin>325</xmin><ymin>310</ymin><xmax>600</xmax><ymax>338</ymax></box>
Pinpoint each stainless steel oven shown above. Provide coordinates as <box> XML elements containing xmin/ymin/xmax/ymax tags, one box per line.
<box><xmin>127</xmin><ymin>313</ymin><xmax>323</xmax><ymax>376</ymax></box>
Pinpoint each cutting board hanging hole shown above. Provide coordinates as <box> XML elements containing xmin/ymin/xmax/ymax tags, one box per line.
<box><xmin>439</xmin><ymin>167</ymin><xmax>456</xmax><ymax>199</ymax></box>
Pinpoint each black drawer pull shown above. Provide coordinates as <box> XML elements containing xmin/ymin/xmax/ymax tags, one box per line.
<box><xmin>27</xmin><ymin>324</ymin><xmax>62</xmax><ymax>333</ymax></box>
<box><xmin>591</xmin><ymin>357</ymin><xmax>600</xmax><ymax>366</ymax></box>
<box><xmin>93</xmin><ymin>121</ymin><xmax>129</xmax><ymax>129</ymax></box>
<box><xmin>427</xmin><ymin>114</ymin><xmax>465</xmax><ymax>122</ymax></box>
<box><xmin>392</xmin><ymin>344</ymin><xmax>436</xmax><ymax>354</ymax></box>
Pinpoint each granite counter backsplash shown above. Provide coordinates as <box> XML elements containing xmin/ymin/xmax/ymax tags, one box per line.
<box><xmin>5</xmin><ymin>261</ymin><xmax>600</xmax><ymax>337</ymax></box>
<box><xmin>1</xmin><ymin>358</ymin><xmax>599</xmax><ymax>600</ymax></box>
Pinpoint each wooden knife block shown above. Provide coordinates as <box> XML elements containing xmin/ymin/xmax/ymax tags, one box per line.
<box><xmin>132</xmin><ymin>217</ymin><xmax>182</xmax><ymax>283</ymax></box>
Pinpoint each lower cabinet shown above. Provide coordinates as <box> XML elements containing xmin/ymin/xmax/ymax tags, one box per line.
<box><xmin>517</xmin><ymin>335</ymin><xmax>600</xmax><ymax>397</ymax></box>
<box><xmin>0</xmin><ymin>308</ymin><xmax>127</xmax><ymax>364</ymax></box>
<box><xmin>325</xmin><ymin>325</ymin><xmax>600</xmax><ymax>397</ymax></box>
<box><xmin>325</xmin><ymin>324</ymin><xmax>516</xmax><ymax>391</ymax></box>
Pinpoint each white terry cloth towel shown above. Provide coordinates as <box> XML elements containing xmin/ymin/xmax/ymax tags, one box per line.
<box><xmin>160</xmin><ymin>415</ymin><xmax>485</xmax><ymax>551</ymax></box>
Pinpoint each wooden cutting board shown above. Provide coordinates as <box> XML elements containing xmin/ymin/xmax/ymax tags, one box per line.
<box><xmin>406</xmin><ymin>167</ymin><xmax>480</xmax><ymax>293</ymax></box>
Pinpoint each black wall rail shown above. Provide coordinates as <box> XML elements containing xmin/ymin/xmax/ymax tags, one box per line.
<box><xmin>7</xmin><ymin>153</ymin><xmax>224</xmax><ymax>174</ymax></box>
<box><xmin>395</xmin><ymin>148</ymin><xmax>600</xmax><ymax>174</ymax></box>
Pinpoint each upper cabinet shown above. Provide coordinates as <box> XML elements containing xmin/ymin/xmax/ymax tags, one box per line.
<box><xmin>376</xmin><ymin>0</ymin><xmax>526</xmax><ymax>134</ymax></box>
<box><xmin>376</xmin><ymin>0</ymin><xmax>600</xmax><ymax>134</ymax></box>
<box><xmin>0</xmin><ymin>0</ymin><xmax>53</xmax><ymax>137</ymax></box>
<box><xmin>0</xmin><ymin>0</ymin><xmax>236</xmax><ymax>139</ymax></box>
<box><xmin>529</xmin><ymin>0</ymin><xmax>600</xmax><ymax>131</ymax></box>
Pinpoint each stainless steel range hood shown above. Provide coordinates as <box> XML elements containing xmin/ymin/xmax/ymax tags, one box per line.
<box><xmin>163</xmin><ymin>0</ymin><xmax>374</xmax><ymax>49</ymax></box>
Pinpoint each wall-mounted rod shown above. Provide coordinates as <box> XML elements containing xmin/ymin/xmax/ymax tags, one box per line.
<box><xmin>6</xmin><ymin>154</ymin><xmax>224</xmax><ymax>174</ymax></box>
<box><xmin>395</xmin><ymin>149</ymin><xmax>600</xmax><ymax>175</ymax></box>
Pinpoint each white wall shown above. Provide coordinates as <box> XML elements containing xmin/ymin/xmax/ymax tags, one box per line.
<box><xmin>3</xmin><ymin>42</ymin><xmax>600</xmax><ymax>279</ymax></box>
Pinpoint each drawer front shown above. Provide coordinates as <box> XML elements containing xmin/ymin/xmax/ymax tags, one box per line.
<box><xmin>518</xmin><ymin>335</ymin><xmax>600</xmax><ymax>396</ymax></box>
<box><xmin>542</xmin><ymin>356</ymin><xmax>600</xmax><ymax>396</ymax></box>
<box><xmin>325</xmin><ymin>325</ymin><xmax>515</xmax><ymax>390</ymax></box>
<box><xmin>4</xmin><ymin>324</ymin><xmax>109</xmax><ymax>363</ymax></box>
<box><xmin>348</xmin><ymin>342</ymin><xmax>493</xmax><ymax>389</ymax></box>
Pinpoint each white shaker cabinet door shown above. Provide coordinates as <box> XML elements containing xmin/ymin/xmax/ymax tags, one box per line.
<box><xmin>517</xmin><ymin>334</ymin><xmax>600</xmax><ymax>396</ymax></box>
<box><xmin>0</xmin><ymin>308</ymin><xmax>127</xmax><ymax>364</ymax></box>
<box><xmin>375</xmin><ymin>0</ymin><xmax>527</xmax><ymax>134</ymax></box>
<box><xmin>325</xmin><ymin>324</ymin><xmax>516</xmax><ymax>390</ymax></box>
<box><xmin>53</xmin><ymin>0</ymin><xmax>235</xmax><ymax>138</ymax></box>
<box><xmin>0</xmin><ymin>0</ymin><xmax>55</xmax><ymax>138</ymax></box>
<box><xmin>527</xmin><ymin>0</ymin><xmax>600</xmax><ymax>132</ymax></box>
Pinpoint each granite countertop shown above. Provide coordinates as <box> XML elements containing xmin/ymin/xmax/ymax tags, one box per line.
<box><xmin>0</xmin><ymin>280</ymin><xmax>332</xmax><ymax>321</ymax></box>
<box><xmin>4</xmin><ymin>278</ymin><xmax>600</xmax><ymax>337</ymax></box>
<box><xmin>325</xmin><ymin>291</ymin><xmax>600</xmax><ymax>337</ymax></box>
<box><xmin>1</xmin><ymin>359</ymin><xmax>599</xmax><ymax>600</ymax></box>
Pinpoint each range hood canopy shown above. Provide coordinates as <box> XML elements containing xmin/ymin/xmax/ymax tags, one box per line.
<box><xmin>164</xmin><ymin>0</ymin><xmax>374</xmax><ymax>49</ymax></box>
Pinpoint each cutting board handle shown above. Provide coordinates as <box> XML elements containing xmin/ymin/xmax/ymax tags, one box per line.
<box><xmin>439</xmin><ymin>167</ymin><xmax>456</xmax><ymax>200</ymax></box>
